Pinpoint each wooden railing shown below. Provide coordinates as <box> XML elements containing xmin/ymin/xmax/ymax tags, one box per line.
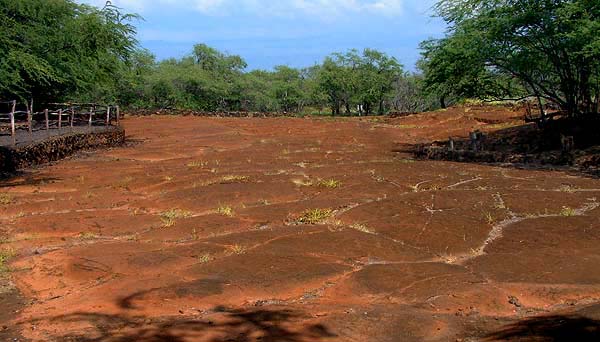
<box><xmin>0</xmin><ymin>100</ymin><xmax>120</xmax><ymax>146</ymax></box>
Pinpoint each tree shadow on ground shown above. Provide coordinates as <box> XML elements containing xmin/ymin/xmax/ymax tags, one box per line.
<box><xmin>31</xmin><ymin>305</ymin><xmax>336</xmax><ymax>342</ymax></box>
<box><xmin>483</xmin><ymin>314</ymin><xmax>600</xmax><ymax>342</ymax></box>
<box><xmin>0</xmin><ymin>172</ymin><xmax>61</xmax><ymax>187</ymax></box>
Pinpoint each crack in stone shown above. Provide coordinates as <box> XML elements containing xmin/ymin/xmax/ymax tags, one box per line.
<box><xmin>449</xmin><ymin>200</ymin><xmax>600</xmax><ymax>265</ymax></box>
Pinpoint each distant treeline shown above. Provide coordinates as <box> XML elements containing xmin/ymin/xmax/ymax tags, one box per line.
<box><xmin>2</xmin><ymin>0</ymin><xmax>599</xmax><ymax>117</ymax></box>
<box><xmin>0</xmin><ymin>0</ymin><xmax>438</xmax><ymax>115</ymax></box>
<box><xmin>128</xmin><ymin>45</ymin><xmax>440</xmax><ymax>115</ymax></box>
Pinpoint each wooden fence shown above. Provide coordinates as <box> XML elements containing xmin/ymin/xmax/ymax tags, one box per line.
<box><xmin>0</xmin><ymin>100</ymin><xmax>120</xmax><ymax>146</ymax></box>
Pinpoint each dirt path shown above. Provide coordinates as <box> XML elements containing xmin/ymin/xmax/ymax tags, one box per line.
<box><xmin>1</xmin><ymin>112</ymin><xmax>599</xmax><ymax>341</ymax></box>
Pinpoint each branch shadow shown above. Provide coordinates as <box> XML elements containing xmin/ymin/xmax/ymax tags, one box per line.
<box><xmin>30</xmin><ymin>305</ymin><xmax>336</xmax><ymax>342</ymax></box>
<box><xmin>0</xmin><ymin>172</ymin><xmax>61</xmax><ymax>187</ymax></box>
<box><xmin>483</xmin><ymin>314</ymin><xmax>600</xmax><ymax>342</ymax></box>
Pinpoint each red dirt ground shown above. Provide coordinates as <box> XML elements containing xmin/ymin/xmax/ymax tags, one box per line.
<box><xmin>1</xmin><ymin>107</ymin><xmax>600</xmax><ymax>341</ymax></box>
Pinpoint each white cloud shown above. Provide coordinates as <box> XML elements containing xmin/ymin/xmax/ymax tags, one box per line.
<box><xmin>80</xmin><ymin>0</ymin><xmax>407</xmax><ymax>17</ymax></box>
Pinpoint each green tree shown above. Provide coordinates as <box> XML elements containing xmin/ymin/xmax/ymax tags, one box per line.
<box><xmin>428</xmin><ymin>0</ymin><xmax>600</xmax><ymax>116</ymax></box>
<box><xmin>356</xmin><ymin>49</ymin><xmax>403</xmax><ymax>114</ymax></box>
<box><xmin>0</xmin><ymin>0</ymin><xmax>138</xmax><ymax>103</ymax></box>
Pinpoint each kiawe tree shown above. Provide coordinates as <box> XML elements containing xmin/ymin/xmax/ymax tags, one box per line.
<box><xmin>0</xmin><ymin>0</ymin><xmax>139</xmax><ymax>103</ymax></box>
<box><xmin>422</xmin><ymin>0</ymin><xmax>600</xmax><ymax>117</ymax></box>
<box><xmin>317</xmin><ymin>49</ymin><xmax>403</xmax><ymax>115</ymax></box>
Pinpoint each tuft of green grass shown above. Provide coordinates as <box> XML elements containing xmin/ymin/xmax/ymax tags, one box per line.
<box><xmin>317</xmin><ymin>179</ymin><xmax>342</xmax><ymax>189</ymax></box>
<box><xmin>560</xmin><ymin>206</ymin><xmax>577</xmax><ymax>217</ymax></box>
<box><xmin>296</xmin><ymin>208</ymin><xmax>334</xmax><ymax>225</ymax></box>
<box><xmin>197</xmin><ymin>253</ymin><xmax>214</xmax><ymax>263</ymax></box>
<box><xmin>229</xmin><ymin>245</ymin><xmax>246</xmax><ymax>255</ymax></box>
<box><xmin>78</xmin><ymin>232</ymin><xmax>99</xmax><ymax>240</ymax></box>
<box><xmin>0</xmin><ymin>248</ymin><xmax>15</xmax><ymax>274</ymax></box>
<box><xmin>160</xmin><ymin>209</ymin><xmax>193</xmax><ymax>227</ymax></box>
<box><xmin>216</xmin><ymin>205</ymin><xmax>234</xmax><ymax>217</ymax></box>
<box><xmin>483</xmin><ymin>212</ymin><xmax>495</xmax><ymax>225</ymax></box>
<box><xmin>0</xmin><ymin>193</ymin><xmax>13</xmax><ymax>205</ymax></box>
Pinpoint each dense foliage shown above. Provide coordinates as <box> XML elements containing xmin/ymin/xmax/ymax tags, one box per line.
<box><xmin>0</xmin><ymin>0</ymin><xmax>138</xmax><ymax>103</ymax></box>
<box><xmin>4</xmin><ymin>0</ymin><xmax>598</xmax><ymax>117</ymax></box>
<box><xmin>420</xmin><ymin>0</ymin><xmax>600</xmax><ymax>116</ymax></box>
<box><xmin>126</xmin><ymin>47</ymin><xmax>407</xmax><ymax>115</ymax></box>
<box><xmin>0</xmin><ymin>0</ymin><xmax>421</xmax><ymax>114</ymax></box>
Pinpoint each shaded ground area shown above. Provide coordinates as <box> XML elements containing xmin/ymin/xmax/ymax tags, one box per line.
<box><xmin>1</xmin><ymin>109</ymin><xmax>600</xmax><ymax>341</ymax></box>
<box><xmin>400</xmin><ymin>106</ymin><xmax>600</xmax><ymax>173</ymax></box>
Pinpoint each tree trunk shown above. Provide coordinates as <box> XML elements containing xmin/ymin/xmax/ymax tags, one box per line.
<box><xmin>440</xmin><ymin>96</ymin><xmax>446</xmax><ymax>109</ymax></box>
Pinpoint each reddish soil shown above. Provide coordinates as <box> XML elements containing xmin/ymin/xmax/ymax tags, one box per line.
<box><xmin>1</xmin><ymin>107</ymin><xmax>600</xmax><ymax>341</ymax></box>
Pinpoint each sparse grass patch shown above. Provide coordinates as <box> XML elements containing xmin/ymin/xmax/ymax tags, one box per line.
<box><xmin>229</xmin><ymin>245</ymin><xmax>246</xmax><ymax>255</ymax></box>
<box><xmin>220</xmin><ymin>175</ymin><xmax>250</xmax><ymax>184</ymax></box>
<box><xmin>0</xmin><ymin>193</ymin><xmax>13</xmax><ymax>205</ymax></box>
<box><xmin>216</xmin><ymin>205</ymin><xmax>234</xmax><ymax>217</ymax></box>
<box><xmin>187</xmin><ymin>161</ymin><xmax>208</xmax><ymax>168</ymax></box>
<box><xmin>164</xmin><ymin>175</ymin><xmax>174</xmax><ymax>182</ymax></box>
<box><xmin>296</xmin><ymin>208</ymin><xmax>334</xmax><ymax>225</ymax></box>
<box><xmin>78</xmin><ymin>232</ymin><xmax>99</xmax><ymax>240</ymax></box>
<box><xmin>0</xmin><ymin>248</ymin><xmax>15</xmax><ymax>274</ymax></box>
<box><xmin>317</xmin><ymin>179</ymin><xmax>342</xmax><ymax>189</ymax></box>
<box><xmin>197</xmin><ymin>253</ymin><xmax>214</xmax><ymax>263</ymax></box>
<box><xmin>394</xmin><ymin>124</ymin><xmax>421</xmax><ymax>129</ymax></box>
<box><xmin>560</xmin><ymin>206</ymin><xmax>577</xmax><ymax>217</ymax></box>
<box><xmin>160</xmin><ymin>209</ymin><xmax>193</xmax><ymax>227</ymax></box>
<box><xmin>117</xmin><ymin>176</ymin><xmax>134</xmax><ymax>189</ymax></box>
<box><xmin>483</xmin><ymin>212</ymin><xmax>495</xmax><ymax>225</ymax></box>
<box><xmin>349</xmin><ymin>223</ymin><xmax>375</xmax><ymax>234</ymax></box>
<box><xmin>195</xmin><ymin>175</ymin><xmax>249</xmax><ymax>187</ymax></box>
<box><xmin>557</xmin><ymin>184</ymin><xmax>578</xmax><ymax>193</ymax></box>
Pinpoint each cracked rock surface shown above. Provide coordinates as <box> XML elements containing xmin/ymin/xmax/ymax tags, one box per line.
<box><xmin>1</xmin><ymin>111</ymin><xmax>600</xmax><ymax>342</ymax></box>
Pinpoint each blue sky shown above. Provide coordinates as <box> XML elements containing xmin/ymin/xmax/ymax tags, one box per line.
<box><xmin>80</xmin><ymin>0</ymin><xmax>447</xmax><ymax>71</ymax></box>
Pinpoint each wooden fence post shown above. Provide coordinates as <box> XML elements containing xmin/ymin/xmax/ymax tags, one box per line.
<box><xmin>106</xmin><ymin>106</ymin><xmax>110</xmax><ymax>127</ymax></box>
<box><xmin>70</xmin><ymin>107</ymin><xmax>74</xmax><ymax>131</ymax></box>
<box><xmin>116</xmin><ymin>105</ymin><xmax>120</xmax><ymax>126</ymax></box>
<box><xmin>58</xmin><ymin>109</ymin><xmax>63</xmax><ymax>133</ymax></box>
<box><xmin>44</xmin><ymin>108</ymin><xmax>49</xmax><ymax>137</ymax></box>
<box><xmin>28</xmin><ymin>99</ymin><xmax>33</xmax><ymax>139</ymax></box>
<box><xmin>10</xmin><ymin>100</ymin><xmax>16</xmax><ymax>146</ymax></box>
<box><xmin>89</xmin><ymin>106</ymin><xmax>93</xmax><ymax>130</ymax></box>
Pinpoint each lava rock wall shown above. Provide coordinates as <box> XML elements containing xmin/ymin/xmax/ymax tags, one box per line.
<box><xmin>0</xmin><ymin>127</ymin><xmax>125</xmax><ymax>173</ymax></box>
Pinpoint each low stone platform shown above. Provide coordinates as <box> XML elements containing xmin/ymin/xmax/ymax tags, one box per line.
<box><xmin>0</xmin><ymin>126</ymin><xmax>125</xmax><ymax>173</ymax></box>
